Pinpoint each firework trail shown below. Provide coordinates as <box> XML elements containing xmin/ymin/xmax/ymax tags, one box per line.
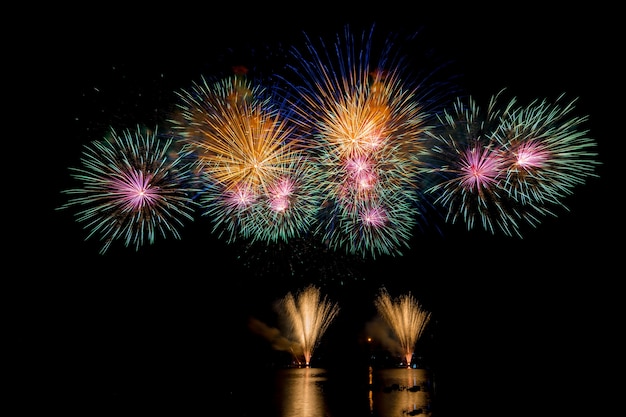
<box><xmin>58</xmin><ymin>126</ymin><xmax>199</xmax><ymax>254</ymax></box>
<box><xmin>277</xmin><ymin>24</ymin><xmax>454</xmax><ymax>258</ymax></box>
<box><xmin>169</xmin><ymin>74</ymin><xmax>321</xmax><ymax>244</ymax></box>
<box><xmin>422</xmin><ymin>90</ymin><xmax>600</xmax><ymax>236</ymax></box>
<box><xmin>374</xmin><ymin>287</ymin><xmax>431</xmax><ymax>367</ymax></box>
<box><xmin>277</xmin><ymin>285</ymin><xmax>340</xmax><ymax>366</ymax></box>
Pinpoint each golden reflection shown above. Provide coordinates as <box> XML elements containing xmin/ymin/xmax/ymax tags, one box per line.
<box><xmin>276</xmin><ymin>368</ymin><xmax>328</xmax><ymax>417</ymax></box>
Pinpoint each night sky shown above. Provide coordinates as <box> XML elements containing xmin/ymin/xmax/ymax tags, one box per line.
<box><xmin>17</xmin><ymin>5</ymin><xmax>619</xmax><ymax>415</ymax></box>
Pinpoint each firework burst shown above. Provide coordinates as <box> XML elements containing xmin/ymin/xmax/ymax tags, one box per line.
<box><xmin>169</xmin><ymin>74</ymin><xmax>319</xmax><ymax>243</ymax></box>
<box><xmin>198</xmin><ymin>152</ymin><xmax>322</xmax><ymax>244</ymax></box>
<box><xmin>58</xmin><ymin>126</ymin><xmax>199</xmax><ymax>254</ymax></box>
<box><xmin>58</xmin><ymin>28</ymin><xmax>601</xmax><ymax>256</ymax></box>
<box><xmin>495</xmin><ymin>93</ymin><xmax>600</xmax><ymax>210</ymax></box>
<box><xmin>278</xmin><ymin>24</ymin><xmax>449</xmax><ymax>257</ymax></box>
<box><xmin>421</xmin><ymin>93</ymin><xmax>527</xmax><ymax>236</ymax></box>
<box><xmin>169</xmin><ymin>75</ymin><xmax>304</xmax><ymax>192</ymax></box>
<box><xmin>422</xmin><ymin>90</ymin><xmax>600</xmax><ymax>236</ymax></box>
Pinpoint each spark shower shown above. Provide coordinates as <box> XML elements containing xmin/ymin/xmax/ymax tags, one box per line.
<box><xmin>276</xmin><ymin>285</ymin><xmax>340</xmax><ymax>367</ymax></box>
<box><xmin>374</xmin><ymin>288</ymin><xmax>432</xmax><ymax>367</ymax></box>
<box><xmin>250</xmin><ymin>286</ymin><xmax>432</xmax><ymax>369</ymax></box>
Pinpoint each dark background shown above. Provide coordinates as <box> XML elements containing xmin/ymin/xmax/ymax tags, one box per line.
<box><xmin>15</xmin><ymin>4</ymin><xmax>620</xmax><ymax>415</ymax></box>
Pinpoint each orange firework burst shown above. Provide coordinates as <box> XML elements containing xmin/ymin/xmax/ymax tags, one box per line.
<box><xmin>169</xmin><ymin>75</ymin><xmax>305</xmax><ymax>194</ymax></box>
<box><xmin>292</xmin><ymin>47</ymin><xmax>429</xmax><ymax>171</ymax></box>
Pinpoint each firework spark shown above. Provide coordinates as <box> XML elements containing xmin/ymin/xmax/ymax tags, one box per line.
<box><xmin>58</xmin><ymin>126</ymin><xmax>198</xmax><ymax>254</ymax></box>
<box><xmin>277</xmin><ymin>285</ymin><xmax>340</xmax><ymax>366</ymax></box>
<box><xmin>374</xmin><ymin>287</ymin><xmax>431</xmax><ymax>367</ymax></box>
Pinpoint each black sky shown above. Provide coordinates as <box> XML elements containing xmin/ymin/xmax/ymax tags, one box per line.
<box><xmin>17</xmin><ymin>5</ymin><xmax>621</xmax><ymax>415</ymax></box>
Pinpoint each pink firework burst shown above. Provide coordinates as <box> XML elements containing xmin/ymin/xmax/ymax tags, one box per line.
<box><xmin>224</xmin><ymin>182</ymin><xmax>258</xmax><ymax>209</ymax></box>
<box><xmin>113</xmin><ymin>170</ymin><xmax>161</xmax><ymax>211</ymax></box>
<box><xmin>360</xmin><ymin>205</ymin><xmax>388</xmax><ymax>227</ymax></box>
<box><xmin>459</xmin><ymin>146</ymin><xmax>503</xmax><ymax>191</ymax></box>
<box><xmin>344</xmin><ymin>154</ymin><xmax>378</xmax><ymax>192</ymax></box>
<box><xmin>268</xmin><ymin>177</ymin><xmax>295</xmax><ymax>212</ymax></box>
<box><xmin>513</xmin><ymin>140</ymin><xmax>550</xmax><ymax>170</ymax></box>
<box><xmin>496</xmin><ymin>93</ymin><xmax>600</xmax><ymax>208</ymax></box>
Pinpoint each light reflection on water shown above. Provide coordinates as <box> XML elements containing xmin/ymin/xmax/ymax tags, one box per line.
<box><xmin>274</xmin><ymin>368</ymin><xmax>330</xmax><ymax>417</ymax></box>
<box><xmin>254</xmin><ymin>367</ymin><xmax>434</xmax><ymax>417</ymax></box>
<box><xmin>370</xmin><ymin>368</ymin><xmax>433</xmax><ymax>417</ymax></box>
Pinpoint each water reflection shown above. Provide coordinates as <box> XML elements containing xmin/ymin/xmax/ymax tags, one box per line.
<box><xmin>266</xmin><ymin>367</ymin><xmax>434</xmax><ymax>417</ymax></box>
<box><xmin>274</xmin><ymin>368</ymin><xmax>329</xmax><ymax>417</ymax></box>
<box><xmin>369</xmin><ymin>368</ymin><xmax>433</xmax><ymax>416</ymax></box>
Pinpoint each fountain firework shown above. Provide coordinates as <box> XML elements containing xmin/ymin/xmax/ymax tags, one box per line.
<box><xmin>277</xmin><ymin>285</ymin><xmax>340</xmax><ymax>367</ymax></box>
<box><xmin>374</xmin><ymin>288</ymin><xmax>431</xmax><ymax>367</ymax></box>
